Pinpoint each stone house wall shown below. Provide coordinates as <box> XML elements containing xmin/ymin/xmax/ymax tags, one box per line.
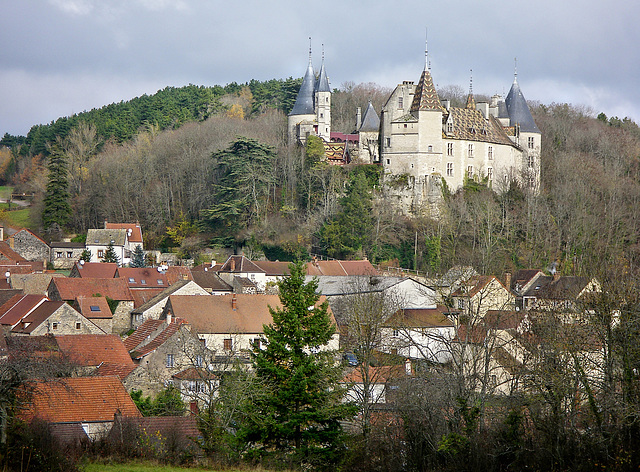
<box><xmin>26</xmin><ymin>304</ymin><xmax>104</xmax><ymax>336</ymax></box>
<box><xmin>9</xmin><ymin>230</ymin><xmax>50</xmax><ymax>263</ymax></box>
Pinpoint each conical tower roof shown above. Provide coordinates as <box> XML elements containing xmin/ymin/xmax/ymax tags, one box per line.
<box><xmin>315</xmin><ymin>56</ymin><xmax>331</xmax><ymax>93</ymax></box>
<box><xmin>359</xmin><ymin>101</ymin><xmax>380</xmax><ymax>132</ymax></box>
<box><xmin>410</xmin><ymin>67</ymin><xmax>443</xmax><ymax>112</ymax></box>
<box><xmin>505</xmin><ymin>76</ymin><xmax>540</xmax><ymax>133</ymax></box>
<box><xmin>289</xmin><ymin>54</ymin><xmax>316</xmax><ymax>116</ymax></box>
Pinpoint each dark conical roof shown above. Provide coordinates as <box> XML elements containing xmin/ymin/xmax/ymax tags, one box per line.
<box><xmin>505</xmin><ymin>77</ymin><xmax>540</xmax><ymax>133</ymax></box>
<box><xmin>359</xmin><ymin>101</ymin><xmax>380</xmax><ymax>132</ymax></box>
<box><xmin>289</xmin><ymin>57</ymin><xmax>316</xmax><ymax>116</ymax></box>
<box><xmin>410</xmin><ymin>68</ymin><xmax>444</xmax><ymax>112</ymax></box>
<box><xmin>315</xmin><ymin>59</ymin><xmax>330</xmax><ymax>93</ymax></box>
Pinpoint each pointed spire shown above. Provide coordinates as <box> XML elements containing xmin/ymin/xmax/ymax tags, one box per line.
<box><xmin>410</xmin><ymin>37</ymin><xmax>443</xmax><ymax>113</ymax></box>
<box><xmin>505</xmin><ymin>65</ymin><xmax>540</xmax><ymax>133</ymax></box>
<box><xmin>315</xmin><ymin>43</ymin><xmax>330</xmax><ymax>93</ymax></box>
<box><xmin>425</xmin><ymin>28</ymin><xmax>429</xmax><ymax>71</ymax></box>
<box><xmin>289</xmin><ymin>40</ymin><xmax>316</xmax><ymax>116</ymax></box>
<box><xmin>465</xmin><ymin>69</ymin><xmax>476</xmax><ymax>110</ymax></box>
<box><xmin>358</xmin><ymin>100</ymin><xmax>380</xmax><ymax>132</ymax></box>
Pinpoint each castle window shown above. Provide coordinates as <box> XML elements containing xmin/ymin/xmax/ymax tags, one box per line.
<box><xmin>468</xmin><ymin>144</ymin><xmax>474</xmax><ymax>157</ymax></box>
<box><xmin>488</xmin><ymin>146</ymin><xmax>493</xmax><ymax>159</ymax></box>
<box><xmin>487</xmin><ymin>167</ymin><xmax>493</xmax><ymax>181</ymax></box>
<box><xmin>398</xmin><ymin>96</ymin><xmax>404</xmax><ymax>109</ymax></box>
<box><xmin>386</xmin><ymin>137</ymin><xmax>391</xmax><ymax>147</ymax></box>
<box><xmin>447</xmin><ymin>121</ymin><xmax>453</xmax><ymax>133</ymax></box>
<box><xmin>528</xmin><ymin>155</ymin><xmax>535</xmax><ymax>168</ymax></box>
<box><xmin>326</xmin><ymin>97</ymin><xmax>328</xmax><ymax>103</ymax></box>
<box><xmin>428</xmin><ymin>145</ymin><xmax>433</xmax><ymax>152</ymax></box>
<box><xmin>320</xmin><ymin>113</ymin><xmax>323</xmax><ymax>118</ymax></box>
<box><xmin>467</xmin><ymin>166</ymin><xmax>474</xmax><ymax>179</ymax></box>
<box><xmin>528</xmin><ymin>137</ymin><xmax>535</xmax><ymax>149</ymax></box>
<box><xmin>447</xmin><ymin>143</ymin><xmax>453</xmax><ymax>156</ymax></box>
<box><xmin>447</xmin><ymin>163</ymin><xmax>454</xmax><ymax>176</ymax></box>
<box><xmin>386</xmin><ymin>159</ymin><xmax>390</xmax><ymax>165</ymax></box>
<box><xmin>404</xmin><ymin>123</ymin><xmax>407</xmax><ymax>129</ymax></box>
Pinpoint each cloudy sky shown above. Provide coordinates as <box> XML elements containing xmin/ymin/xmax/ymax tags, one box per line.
<box><xmin>1</xmin><ymin>0</ymin><xmax>638</xmax><ymax>137</ymax></box>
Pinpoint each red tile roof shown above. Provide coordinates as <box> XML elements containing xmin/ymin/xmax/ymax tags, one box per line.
<box><xmin>0</xmin><ymin>240</ymin><xmax>28</xmax><ymax>262</ymax></box>
<box><xmin>21</xmin><ymin>376</ymin><xmax>141</xmax><ymax>423</ymax></box>
<box><xmin>130</xmin><ymin>320</ymin><xmax>187</xmax><ymax>359</ymax></box>
<box><xmin>76</xmin><ymin>296</ymin><xmax>112</xmax><ymax>319</ymax></box>
<box><xmin>219</xmin><ymin>255</ymin><xmax>265</xmax><ymax>274</ymax></box>
<box><xmin>124</xmin><ymin>319</ymin><xmax>163</xmax><ymax>351</ymax></box>
<box><xmin>165</xmin><ymin>266</ymin><xmax>193</xmax><ymax>285</ymax></box>
<box><xmin>0</xmin><ymin>294</ymin><xmax>47</xmax><ymax>327</ymax></box>
<box><xmin>50</xmin><ymin>277</ymin><xmax>133</xmax><ymax>301</ymax></box>
<box><xmin>105</xmin><ymin>222</ymin><xmax>143</xmax><ymax>243</ymax></box>
<box><xmin>131</xmin><ymin>288</ymin><xmax>165</xmax><ymax>308</ymax></box>
<box><xmin>71</xmin><ymin>262</ymin><xmax>118</xmax><ymax>278</ymax></box>
<box><xmin>116</xmin><ymin>267</ymin><xmax>169</xmax><ymax>289</ymax></box>
<box><xmin>306</xmin><ymin>260</ymin><xmax>378</xmax><ymax>276</ymax></box>
<box><xmin>56</xmin><ymin>334</ymin><xmax>135</xmax><ymax>368</ymax></box>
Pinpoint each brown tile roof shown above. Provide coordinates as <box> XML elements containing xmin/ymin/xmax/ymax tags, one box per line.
<box><xmin>130</xmin><ymin>320</ymin><xmax>187</xmax><ymax>359</ymax></box>
<box><xmin>96</xmin><ymin>362</ymin><xmax>137</xmax><ymax>380</ymax></box>
<box><xmin>165</xmin><ymin>266</ymin><xmax>193</xmax><ymax>285</ymax></box>
<box><xmin>124</xmin><ymin>319</ymin><xmax>163</xmax><ymax>351</ymax></box>
<box><xmin>252</xmin><ymin>261</ymin><xmax>292</xmax><ymax>276</ymax></box>
<box><xmin>219</xmin><ymin>255</ymin><xmax>265</xmax><ymax>274</ymax></box>
<box><xmin>117</xmin><ymin>267</ymin><xmax>168</xmax><ymax>289</ymax></box>
<box><xmin>131</xmin><ymin>288</ymin><xmax>165</xmax><ymax>308</ymax></box>
<box><xmin>10</xmin><ymin>301</ymin><xmax>67</xmax><ymax>334</ymax></box>
<box><xmin>21</xmin><ymin>376</ymin><xmax>141</xmax><ymax>423</ymax></box>
<box><xmin>0</xmin><ymin>264</ymin><xmax>35</xmax><ymax>275</ymax></box>
<box><xmin>384</xmin><ymin>307</ymin><xmax>454</xmax><ymax>328</ymax></box>
<box><xmin>445</xmin><ymin>109</ymin><xmax>515</xmax><ymax>146</ymax></box>
<box><xmin>0</xmin><ymin>289</ymin><xmax>23</xmax><ymax>306</ymax></box>
<box><xmin>191</xmin><ymin>263</ymin><xmax>224</xmax><ymax>272</ymax></box>
<box><xmin>451</xmin><ymin>275</ymin><xmax>506</xmax><ymax>298</ymax></box>
<box><xmin>130</xmin><ymin>280</ymin><xmax>201</xmax><ymax>314</ymax></box>
<box><xmin>512</xmin><ymin>269</ymin><xmax>544</xmax><ymax>291</ymax></box>
<box><xmin>167</xmin><ymin>294</ymin><xmax>335</xmax><ymax>335</ymax></box>
<box><xmin>190</xmin><ymin>271</ymin><xmax>232</xmax><ymax>292</ymax></box>
<box><xmin>484</xmin><ymin>310</ymin><xmax>524</xmax><ymax>330</ymax></box>
<box><xmin>0</xmin><ymin>294</ymin><xmax>47</xmax><ymax>327</ymax></box>
<box><xmin>453</xmin><ymin>324</ymin><xmax>488</xmax><ymax>345</ymax></box>
<box><xmin>305</xmin><ymin>260</ymin><xmax>378</xmax><ymax>276</ymax></box>
<box><xmin>0</xmin><ymin>241</ymin><xmax>28</xmax><ymax>262</ymax></box>
<box><xmin>56</xmin><ymin>334</ymin><xmax>135</xmax><ymax>368</ymax></box>
<box><xmin>50</xmin><ymin>277</ymin><xmax>133</xmax><ymax>301</ymax></box>
<box><xmin>525</xmin><ymin>276</ymin><xmax>593</xmax><ymax>300</ymax></box>
<box><xmin>71</xmin><ymin>262</ymin><xmax>118</xmax><ymax>278</ymax></box>
<box><xmin>104</xmin><ymin>222</ymin><xmax>143</xmax><ymax>243</ymax></box>
<box><xmin>76</xmin><ymin>296</ymin><xmax>112</xmax><ymax>319</ymax></box>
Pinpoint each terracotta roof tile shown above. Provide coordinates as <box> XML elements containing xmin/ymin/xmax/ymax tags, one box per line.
<box><xmin>305</xmin><ymin>260</ymin><xmax>378</xmax><ymax>276</ymax></box>
<box><xmin>56</xmin><ymin>334</ymin><xmax>135</xmax><ymax>368</ymax></box>
<box><xmin>0</xmin><ymin>294</ymin><xmax>47</xmax><ymax>327</ymax></box>
<box><xmin>76</xmin><ymin>296</ymin><xmax>112</xmax><ymax>319</ymax></box>
<box><xmin>131</xmin><ymin>288</ymin><xmax>165</xmax><ymax>308</ymax></box>
<box><xmin>117</xmin><ymin>267</ymin><xmax>168</xmax><ymax>289</ymax></box>
<box><xmin>21</xmin><ymin>376</ymin><xmax>141</xmax><ymax>423</ymax></box>
<box><xmin>50</xmin><ymin>277</ymin><xmax>133</xmax><ymax>301</ymax></box>
<box><xmin>0</xmin><ymin>240</ymin><xmax>29</xmax><ymax>262</ymax></box>
<box><xmin>252</xmin><ymin>261</ymin><xmax>292</xmax><ymax>276</ymax></box>
<box><xmin>124</xmin><ymin>319</ymin><xmax>163</xmax><ymax>351</ymax></box>
<box><xmin>130</xmin><ymin>320</ymin><xmax>187</xmax><ymax>359</ymax></box>
<box><xmin>10</xmin><ymin>301</ymin><xmax>67</xmax><ymax>334</ymax></box>
<box><xmin>385</xmin><ymin>307</ymin><xmax>453</xmax><ymax>328</ymax></box>
<box><xmin>219</xmin><ymin>255</ymin><xmax>265</xmax><ymax>274</ymax></box>
<box><xmin>71</xmin><ymin>262</ymin><xmax>118</xmax><ymax>278</ymax></box>
<box><xmin>165</xmin><ymin>266</ymin><xmax>193</xmax><ymax>284</ymax></box>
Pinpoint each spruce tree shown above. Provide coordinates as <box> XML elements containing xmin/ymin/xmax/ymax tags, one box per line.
<box><xmin>42</xmin><ymin>145</ymin><xmax>71</xmax><ymax>230</ymax></box>
<box><xmin>101</xmin><ymin>241</ymin><xmax>120</xmax><ymax>265</ymax></box>
<box><xmin>130</xmin><ymin>245</ymin><xmax>146</xmax><ymax>268</ymax></box>
<box><xmin>241</xmin><ymin>261</ymin><xmax>354</xmax><ymax>467</ymax></box>
<box><xmin>79</xmin><ymin>249</ymin><xmax>92</xmax><ymax>262</ymax></box>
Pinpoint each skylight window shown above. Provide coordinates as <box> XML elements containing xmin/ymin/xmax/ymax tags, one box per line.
<box><xmin>90</xmin><ymin>306</ymin><xmax>101</xmax><ymax>312</ymax></box>
<box><xmin>128</xmin><ymin>277</ymin><xmax>135</xmax><ymax>283</ymax></box>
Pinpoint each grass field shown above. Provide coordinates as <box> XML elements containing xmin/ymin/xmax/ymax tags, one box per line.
<box><xmin>2</xmin><ymin>207</ymin><xmax>32</xmax><ymax>228</ymax></box>
<box><xmin>0</xmin><ymin>186</ymin><xmax>12</xmax><ymax>200</ymax></box>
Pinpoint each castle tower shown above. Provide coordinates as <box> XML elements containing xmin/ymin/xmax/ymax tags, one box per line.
<box><xmin>288</xmin><ymin>42</ymin><xmax>318</xmax><ymax>145</ymax></box>
<box><xmin>315</xmin><ymin>48</ymin><xmax>331</xmax><ymax>141</ymax></box>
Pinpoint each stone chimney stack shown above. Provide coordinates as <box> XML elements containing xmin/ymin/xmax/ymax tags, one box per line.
<box><xmin>505</xmin><ymin>272</ymin><xmax>512</xmax><ymax>291</ymax></box>
<box><xmin>231</xmin><ymin>294</ymin><xmax>237</xmax><ymax>310</ymax></box>
<box><xmin>356</xmin><ymin>107</ymin><xmax>362</xmax><ymax>130</ymax></box>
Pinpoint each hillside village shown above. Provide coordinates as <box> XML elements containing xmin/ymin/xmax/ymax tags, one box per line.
<box><xmin>1</xmin><ymin>45</ymin><xmax>640</xmax><ymax>471</ymax></box>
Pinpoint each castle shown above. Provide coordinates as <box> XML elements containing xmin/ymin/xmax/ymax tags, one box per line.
<box><xmin>288</xmin><ymin>45</ymin><xmax>540</xmax><ymax>212</ymax></box>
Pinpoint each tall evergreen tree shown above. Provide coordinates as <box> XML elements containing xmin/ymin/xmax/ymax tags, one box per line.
<box><xmin>101</xmin><ymin>241</ymin><xmax>120</xmax><ymax>265</ymax></box>
<box><xmin>79</xmin><ymin>248</ymin><xmax>92</xmax><ymax>262</ymax></box>
<box><xmin>42</xmin><ymin>145</ymin><xmax>71</xmax><ymax>230</ymax></box>
<box><xmin>240</xmin><ymin>261</ymin><xmax>354</xmax><ymax>468</ymax></box>
<box><xmin>129</xmin><ymin>245</ymin><xmax>146</xmax><ymax>268</ymax></box>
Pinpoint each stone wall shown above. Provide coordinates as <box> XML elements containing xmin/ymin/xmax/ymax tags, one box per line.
<box><xmin>9</xmin><ymin>230</ymin><xmax>50</xmax><ymax>262</ymax></box>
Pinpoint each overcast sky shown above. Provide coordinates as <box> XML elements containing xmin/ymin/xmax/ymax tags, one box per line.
<box><xmin>1</xmin><ymin>0</ymin><xmax>638</xmax><ymax>137</ymax></box>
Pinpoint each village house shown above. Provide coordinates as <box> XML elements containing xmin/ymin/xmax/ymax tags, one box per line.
<box><xmin>55</xmin><ymin>334</ymin><xmax>136</xmax><ymax>380</ymax></box>
<box><xmin>10</xmin><ymin>300</ymin><xmax>103</xmax><ymax>336</ymax></box>
<box><xmin>70</xmin><ymin>261</ymin><xmax>118</xmax><ymax>278</ymax></box>
<box><xmin>73</xmin><ymin>296</ymin><xmax>114</xmax><ymax>333</ymax></box>
<box><xmin>0</xmin><ymin>294</ymin><xmax>48</xmax><ymax>331</ymax></box>
<box><xmin>450</xmin><ymin>275</ymin><xmax>515</xmax><ymax>320</ymax></box>
<box><xmin>49</xmin><ymin>241</ymin><xmax>85</xmax><ymax>269</ymax></box>
<box><xmin>6</xmin><ymin>229</ymin><xmax>51</xmax><ymax>264</ymax></box>
<box><xmin>342</xmin><ymin>362</ymin><xmax>413</xmax><ymax>405</ymax></box>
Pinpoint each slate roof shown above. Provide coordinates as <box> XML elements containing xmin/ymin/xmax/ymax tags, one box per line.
<box><xmin>104</xmin><ymin>222</ymin><xmax>143</xmax><ymax>243</ymax></box>
<box><xmin>50</xmin><ymin>277</ymin><xmax>133</xmax><ymax>301</ymax></box>
<box><xmin>289</xmin><ymin>55</ymin><xmax>316</xmax><ymax>116</ymax></box>
<box><xmin>76</xmin><ymin>296</ymin><xmax>112</xmax><ymax>319</ymax></box>
<box><xmin>166</xmin><ymin>294</ymin><xmax>335</xmax><ymax>335</ymax></box>
<box><xmin>358</xmin><ymin>101</ymin><xmax>380</xmax><ymax>132</ymax></box>
<box><xmin>252</xmin><ymin>261</ymin><xmax>292</xmax><ymax>276</ymax></box>
<box><xmin>511</xmin><ymin>269</ymin><xmax>544</xmax><ymax>292</ymax></box>
<box><xmin>10</xmin><ymin>301</ymin><xmax>67</xmax><ymax>334</ymax></box>
<box><xmin>522</xmin><ymin>276</ymin><xmax>593</xmax><ymax>300</ymax></box>
<box><xmin>86</xmin><ymin>228</ymin><xmax>127</xmax><ymax>246</ymax></box>
<box><xmin>21</xmin><ymin>376</ymin><xmax>141</xmax><ymax>423</ymax></box>
<box><xmin>117</xmin><ymin>267</ymin><xmax>168</xmax><ymax>289</ymax></box>
<box><xmin>71</xmin><ymin>262</ymin><xmax>118</xmax><ymax>278</ymax></box>
<box><xmin>384</xmin><ymin>307</ymin><xmax>453</xmax><ymax>328</ymax></box>
<box><xmin>0</xmin><ymin>294</ymin><xmax>47</xmax><ymax>327</ymax></box>
<box><xmin>445</xmin><ymin>108</ymin><xmax>516</xmax><ymax>146</ymax></box>
<box><xmin>410</xmin><ymin>68</ymin><xmax>444</xmax><ymax>112</ymax></box>
<box><xmin>315</xmin><ymin>58</ymin><xmax>331</xmax><ymax>92</ymax></box>
<box><xmin>505</xmin><ymin>77</ymin><xmax>540</xmax><ymax>133</ymax></box>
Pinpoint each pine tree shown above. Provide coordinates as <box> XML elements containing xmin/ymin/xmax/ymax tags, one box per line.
<box><xmin>130</xmin><ymin>245</ymin><xmax>146</xmax><ymax>268</ymax></box>
<box><xmin>42</xmin><ymin>145</ymin><xmax>71</xmax><ymax>230</ymax></box>
<box><xmin>79</xmin><ymin>249</ymin><xmax>92</xmax><ymax>262</ymax></box>
<box><xmin>101</xmin><ymin>241</ymin><xmax>120</xmax><ymax>265</ymax></box>
<box><xmin>240</xmin><ymin>261</ymin><xmax>354</xmax><ymax>467</ymax></box>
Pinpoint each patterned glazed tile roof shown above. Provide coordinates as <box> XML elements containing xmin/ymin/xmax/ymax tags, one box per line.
<box><xmin>50</xmin><ymin>277</ymin><xmax>133</xmax><ymax>301</ymax></box>
<box><xmin>21</xmin><ymin>376</ymin><xmax>141</xmax><ymax>423</ymax></box>
<box><xmin>323</xmin><ymin>142</ymin><xmax>347</xmax><ymax>164</ymax></box>
<box><xmin>124</xmin><ymin>319</ymin><xmax>163</xmax><ymax>351</ymax></box>
<box><xmin>445</xmin><ymin>108</ymin><xmax>515</xmax><ymax>146</ymax></box>
<box><xmin>410</xmin><ymin>68</ymin><xmax>445</xmax><ymax>112</ymax></box>
<box><xmin>465</xmin><ymin>92</ymin><xmax>476</xmax><ymax>110</ymax></box>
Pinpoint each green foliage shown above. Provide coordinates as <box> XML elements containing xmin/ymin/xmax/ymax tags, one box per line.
<box><xmin>101</xmin><ymin>241</ymin><xmax>120</xmax><ymax>265</ymax></box>
<box><xmin>166</xmin><ymin>212</ymin><xmax>199</xmax><ymax>246</ymax></box>
<box><xmin>42</xmin><ymin>145</ymin><xmax>71</xmax><ymax>230</ymax></box>
<box><xmin>80</xmin><ymin>248</ymin><xmax>92</xmax><ymax>262</ymax></box>
<box><xmin>305</xmin><ymin>135</ymin><xmax>325</xmax><ymax>168</ymax></box>
<box><xmin>240</xmin><ymin>261</ymin><xmax>354</xmax><ymax>468</ymax></box>
<box><xmin>130</xmin><ymin>245</ymin><xmax>146</xmax><ymax>268</ymax></box>
<box><xmin>424</xmin><ymin>235</ymin><xmax>442</xmax><ymax>273</ymax></box>
<box><xmin>130</xmin><ymin>386</ymin><xmax>185</xmax><ymax>417</ymax></box>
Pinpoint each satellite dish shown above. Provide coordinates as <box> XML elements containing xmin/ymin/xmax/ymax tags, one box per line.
<box><xmin>4</xmin><ymin>271</ymin><xmax>10</xmax><ymax>278</ymax></box>
<box><xmin>79</xmin><ymin>260</ymin><xmax>85</xmax><ymax>265</ymax></box>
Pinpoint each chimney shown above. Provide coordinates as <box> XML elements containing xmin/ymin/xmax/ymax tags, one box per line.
<box><xmin>405</xmin><ymin>358</ymin><xmax>412</xmax><ymax>376</ymax></box>
<box><xmin>505</xmin><ymin>272</ymin><xmax>512</xmax><ymax>290</ymax></box>
<box><xmin>104</xmin><ymin>219</ymin><xmax>108</xmax><ymax>229</ymax></box>
<box><xmin>441</xmin><ymin>99</ymin><xmax>450</xmax><ymax>111</ymax></box>
<box><xmin>356</xmin><ymin>107</ymin><xmax>362</xmax><ymax>130</ymax></box>
<box><xmin>166</xmin><ymin>310</ymin><xmax>172</xmax><ymax>324</ymax></box>
<box><xmin>231</xmin><ymin>294</ymin><xmax>237</xmax><ymax>310</ymax></box>
<box><xmin>230</xmin><ymin>258</ymin><xmax>236</xmax><ymax>272</ymax></box>
<box><xmin>553</xmin><ymin>271</ymin><xmax>560</xmax><ymax>282</ymax></box>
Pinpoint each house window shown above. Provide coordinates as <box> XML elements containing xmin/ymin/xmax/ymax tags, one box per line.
<box><xmin>528</xmin><ymin>155</ymin><xmax>535</xmax><ymax>169</ymax></box>
<box><xmin>75</xmin><ymin>322</ymin><xmax>81</xmax><ymax>330</ymax></box>
<box><xmin>56</xmin><ymin>251</ymin><xmax>63</xmax><ymax>258</ymax></box>
<box><xmin>398</xmin><ymin>96</ymin><xmax>403</xmax><ymax>109</ymax></box>
<box><xmin>447</xmin><ymin>143</ymin><xmax>453</xmax><ymax>156</ymax></box>
<box><xmin>133</xmin><ymin>313</ymin><xmax>142</xmax><ymax>323</ymax></box>
<box><xmin>446</xmin><ymin>163</ymin><xmax>454</xmax><ymax>176</ymax></box>
<box><xmin>386</xmin><ymin>137</ymin><xmax>391</xmax><ymax>147</ymax></box>
<box><xmin>468</xmin><ymin>144</ymin><xmax>474</xmax><ymax>157</ymax></box>
<box><xmin>457</xmin><ymin>299</ymin><xmax>466</xmax><ymax>310</ymax></box>
<box><xmin>52</xmin><ymin>322</ymin><xmax>58</xmax><ymax>330</ymax></box>
<box><xmin>195</xmin><ymin>356</ymin><xmax>203</xmax><ymax>367</ymax></box>
<box><xmin>166</xmin><ymin>354</ymin><xmax>175</xmax><ymax>367</ymax></box>
<box><xmin>386</xmin><ymin>159</ymin><xmax>390</xmax><ymax>165</ymax></box>
<box><xmin>98</xmin><ymin>250</ymin><xmax>104</xmax><ymax>258</ymax></box>
<box><xmin>392</xmin><ymin>329</ymin><xmax>399</xmax><ymax>337</ymax></box>
<box><xmin>427</xmin><ymin>145</ymin><xmax>433</xmax><ymax>152</ymax></box>
<box><xmin>320</xmin><ymin>112</ymin><xmax>323</xmax><ymax>118</ymax></box>
<box><xmin>403</xmin><ymin>123</ymin><xmax>407</xmax><ymax>129</ymax></box>
<box><xmin>487</xmin><ymin>167</ymin><xmax>493</xmax><ymax>182</ymax></box>
<box><xmin>140</xmin><ymin>279</ymin><xmax>147</xmax><ymax>285</ymax></box>
<box><xmin>467</xmin><ymin>166</ymin><xmax>474</xmax><ymax>179</ymax></box>
<box><xmin>528</xmin><ymin>137</ymin><xmax>535</xmax><ymax>149</ymax></box>
<box><xmin>223</xmin><ymin>338</ymin><xmax>233</xmax><ymax>351</ymax></box>
<box><xmin>488</xmin><ymin>146</ymin><xmax>493</xmax><ymax>159</ymax></box>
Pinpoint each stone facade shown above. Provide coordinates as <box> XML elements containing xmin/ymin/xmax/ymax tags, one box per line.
<box><xmin>7</xmin><ymin>229</ymin><xmax>50</xmax><ymax>263</ymax></box>
<box><xmin>13</xmin><ymin>303</ymin><xmax>104</xmax><ymax>336</ymax></box>
<box><xmin>130</xmin><ymin>281</ymin><xmax>209</xmax><ymax>328</ymax></box>
<box><xmin>50</xmin><ymin>242</ymin><xmax>85</xmax><ymax>269</ymax></box>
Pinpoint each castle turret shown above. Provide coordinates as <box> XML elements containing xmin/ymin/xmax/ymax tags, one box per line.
<box><xmin>288</xmin><ymin>42</ymin><xmax>318</xmax><ymax>145</ymax></box>
<box><xmin>315</xmin><ymin>50</ymin><xmax>331</xmax><ymax>141</ymax></box>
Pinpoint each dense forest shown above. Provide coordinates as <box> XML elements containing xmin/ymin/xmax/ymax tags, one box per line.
<box><xmin>1</xmin><ymin>78</ymin><xmax>640</xmax><ymax>280</ymax></box>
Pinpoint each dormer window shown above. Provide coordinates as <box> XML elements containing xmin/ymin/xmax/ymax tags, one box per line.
<box><xmin>447</xmin><ymin>121</ymin><xmax>453</xmax><ymax>133</ymax></box>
